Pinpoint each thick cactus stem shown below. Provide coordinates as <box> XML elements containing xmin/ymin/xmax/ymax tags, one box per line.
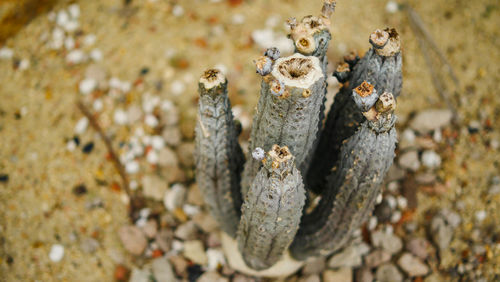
<box><xmin>290</xmin><ymin>93</ymin><xmax>397</xmax><ymax>260</ymax></box>
<box><xmin>242</xmin><ymin>53</ymin><xmax>325</xmax><ymax>196</ymax></box>
<box><xmin>238</xmin><ymin>145</ymin><xmax>306</xmax><ymax>270</ymax></box>
<box><xmin>195</xmin><ymin>69</ymin><xmax>244</xmax><ymax>238</ymax></box>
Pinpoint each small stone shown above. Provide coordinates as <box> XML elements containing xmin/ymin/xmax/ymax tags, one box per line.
<box><xmin>364</xmin><ymin>249</ymin><xmax>391</xmax><ymax>268</ymax></box>
<box><xmin>193</xmin><ymin>212</ymin><xmax>219</xmax><ymax>233</ymax></box>
<box><xmin>174</xmin><ymin>221</ymin><xmax>198</xmax><ymax>240</ymax></box>
<box><xmin>385</xmin><ymin>1</ymin><xmax>399</xmax><ymax>13</ymax></box>
<box><xmin>371</xmin><ymin>230</ymin><xmax>402</xmax><ymax>254</ymax></box>
<box><xmin>475</xmin><ymin>210</ymin><xmax>486</xmax><ymax>222</ymax></box>
<box><xmin>187</xmin><ymin>184</ymin><xmax>204</xmax><ymax>206</ymax></box>
<box><xmin>0</xmin><ymin>47</ymin><xmax>14</xmax><ymax>59</ymax></box>
<box><xmin>206</xmin><ymin>232</ymin><xmax>222</xmax><ymax>248</ymax></box>
<box><xmin>118</xmin><ymin>225</ymin><xmax>147</xmax><ymax>255</ymax></box>
<box><xmin>74</xmin><ymin>117</ymin><xmax>89</xmax><ymax>134</ymax></box>
<box><xmin>114</xmin><ymin>109</ymin><xmax>128</xmax><ymax>125</ymax></box>
<box><xmin>141</xmin><ymin>220</ymin><xmax>158</xmax><ymax>238</ymax></box>
<box><xmin>421</xmin><ymin>150</ymin><xmax>441</xmax><ymax>169</ymax></box>
<box><xmin>68</xmin><ymin>3</ymin><xmax>80</xmax><ymax>18</ymax></box>
<box><xmin>430</xmin><ymin>215</ymin><xmax>453</xmax><ymax>250</ymax></box>
<box><xmin>79</xmin><ymin>78</ymin><xmax>97</xmax><ymax>95</ymax></box>
<box><xmin>146</xmin><ymin>150</ymin><xmax>159</xmax><ymax>164</ymax></box>
<box><xmin>328</xmin><ymin>242</ymin><xmax>370</xmax><ymax>268</ymax></box>
<box><xmin>169</xmin><ymin>255</ymin><xmax>188</xmax><ymax>276</ymax></box>
<box><xmin>386</xmin><ymin>164</ymin><xmax>406</xmax><ymax>182</ymax></box>
<box><xmin>83</xmin><ymin>34</ymin><xmax>96</xmax><ymax>46</ymax></box>
<box><xmin>206</xmin><ymin>248</ymin><xmax>226</xmax><ymax>270</ymax></box>
<box><xmin>410</xmin><ymin>109</ymin><xmax>453</xmax><ymax>134</ymax></box>
<box><xmin>82</xmin><ymin>142</ymin><xmax>94</xmax><ymax>154</ymax></box>
<box><xmin>170</xmin><ymin>80</ymin><xmax>185</xmax><ymax>95</ymax></box>
<box><xmin>164</xmin><ymin>183</ymin><xmax>186</xmax><ymax>211</ymax></box>
<box><xmin>374</xmin><ymin>199</ymin><xmax>393</xmax><ymax>223</ymax></box>
<box><xmin>90</xmin><ymin>49</ymin><xmax>103</xmax><ymax>61</ymax></box>
<box><xmin>177</xmin><ymin>142</ymin><xmax>195</xmax><ymax>167</ymax></box>
<box><xmin>145</xmin><ymin>114</ymin><xmax>159</xmax><ymax>128</ymax></box>
<box><xmin>183</xmin><ymin>240</ymin><xmax>207</xmax><ymax>265</ymax></box>
<box><xmin>198</xmin><ymin>271</ymin><xmax>228</xmax><ymax>282</ymax></box>
<box><xmin>129</xmin><ymin>268</ymin><xmax>151</xmax><ymax>282</ymax></box>
<box><xmin>354</xmin><ymin>267</ymin><xmax>373</xmax><ymax>282</ymax></box>
<box><xmin>233</xmin><ymin>274</ymin><xmax>257</xmax><ymax>282</ymax></box>
<box><xmin>172</xmin><ymin>5</ymin><xmax>184</xmax><ymax>17</ymax></box>
<box><xmin>80</xmin><ymin>237</ymin><xmax>100</xmax><ymax>253</ymax></box>
<box><xmin>375</xmin><ymin>263</ymin><xmax>402</xmax><ymax>282</ymax></box>
<box><xmin>406</xmin><ymin>237</ymin><xmax>431</xmax><ymax>260</ymax></box>
<box><xmin>397</xmin><ymin>252</ymin><xmax>429</xmax><ymax>277</ymax></box>
<box><xmin>152</xmin><ymin>257</ymin><xmax>177</xmax><ymax>282</ymax></box>
<box><xmin>299</xmin><ymin>275</ymin><xmax>320</xmax><ymax>282</ymax></box>
<box><xmin>66</xmin><ymin>49</ymin><xmax>86</xmax><ymax>64</ymax></box>
<box><xmin>125</xmin><ymin>161</ymin><xmax>140</xmax><ymax>174</ymax></box>
<box><xmin>151</xmin><ymin>135</ymin><xmax>165</xmax><ymax>150</ymax></box>
<box><xmin>158</xmin><ymin>147</ymin><xmax>179</xmax><ymax>167</ymax></box>
<box><xmin>162</xmin><ymin>126</ymin><xmax>182</xmax><ymax>147</ymax></box>
<box><xmin>49</xmin><ymin>244</ymin><xmax>65</xmax><ymax>262</ymax></box>
<box><xmin>142</xmin><ymin>175</ymin><xmax>167</xmax><ymax>201</ymax></box>
<box><xmin>114</xmin><ymin>264</ymin><xmax>130</xmax><ymax>281</ymax></box>
<box><xmin>415</xmin><ymin>172</ymin><xmax>437</xmax><ymax>184</ymax></box>
<box><xmin>72</xmin><ymin>184</ymin><xmax>87</xmax><ymax>196</ymax></box>
<box><xmin>323</xmin><ymin>267</ymin><xmax>352</xmax><ymax>282</ymax></box>
<box><xmin>155</xmin><ymin>228</ymin><xmax>173</xmax><ymax>253</ymax></box>
<box><xmin>398</xmin><ymin>150</ymin><xmax>420</xmax><ymax>171</ymax></box>
<box><xmin>302</xmin><ymin>256</ymin><xmax>326</xmax><ymax>275</ymax></box>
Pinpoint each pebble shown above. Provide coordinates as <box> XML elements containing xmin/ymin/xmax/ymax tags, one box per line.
<box><xmin>141</xmin><ymin>220</ymin><xmax>158</xmax><ymax>238</ymax></box>
<box><xmin>0</xmin><ymin>47</ymin><xmax>14</xmax><ymax>59</ymax></box>
<box><xmin>206</xmin><ymin>248</ymin><xmax>226</xmax><ymax>270</ymax></box>
<box><xmin>114</xmin><ymin>109</ymin><xmax>129</xmax><ymax>126</ymax></box>
<box><xmin>398</xmin><ymin>150</ymin><xmax>420</xmax><ymax>171</ymax></box>
<box><xmin>125</xmin><ymin>160</ymin><xmax>140</xmax><ymax>174</ymax></box>
<box><xmin>152</xmin><ymin>257</ymin><xmax>177</xmax><ymax>282</ymax></box>
<box><xmin>162</xmin><ymin>127</ymin><xmax>182</xmax><ymax>147</ymax></box>
<box><xmin>142</xmin><ymin>175</ymin><xmax>167</xmax><ymax>201</ymax></box>
<box><xmin>169</xmin><ymin>255</ymin><xmax>188</xmax><ymax>276</ymax></box>
<box><xmin>82</xmin><ymin>142</ymin><xmax>94</xmax><ymax>154</ymax></box>
<box><xmin>80</xmin><ymin>237</ymin><xmax>100</xmax><ymax>253</ymax></box>
<box><xmin>251</xmin><ymin>29</ymin><xmax>294</xmax><ymax>54</ymax></box>
<box><xmin>74</xmin><ymin>117</ymin><xmax>89</xmax><ymax>134</ymax></box>
<box><xmin>177</xmin><ymin>142</ymin><xmax>195</xmax><ymax>167</ymax></box>
<box><xmin>174</xmin><ymin>221</ymin><xmax>198</xmax><ymax>240</ymax></box>
<box><xmin>406</xmin><ymin>237</ymin><xmax>431</xmax><ymax>260</ymax></box>
<box><xmin>146</xmin><ymin>150</ymin><xmax>159</xmax><ymax>164</ymax></box>
<box><xmin>364</xmin><ymin>249</ymin><xmax>391</xmax><ymax>268</ymax></box>
<box><xmin>371</xmin><ymin>230</ymin><xmax>402</xmax><ymax>254</ymax></box>
<box><xmin>409</xmin><ymin>109</ymin><xmax>453</xmax><ymax>134</ymax></box>
<box><xmin>421</xmin><ymin>150</ymin><xmax>441</xmax><ymax>169</ymax></box>
<box><xmin>145</xmin><ymin>114</ymin><xmax>159</xmax><ymax>128</ymax></box>
<box><xmin>323</xmin><ymin>267</ymin><xmax>352</xmax><ymax>282</ymax></box>
<box><xmin>397</xmin><ymin>252</ymin><xmax>429</xmax><ymax>277</ymax></box>
<box><xmin>475</xmin><ymin>210</ymin><xmax>486</xmax><ymax>222</ymax></box>
<box><xmin>430</xmin><ymin>214</ymin><xmax>454</xmax><ymax>250</ymax></box>
<box><xmin>375</xmin><ymin>263</ymin><xmax>402</xmax><ymax>282</ymax></box>
<box><xmin>374</xmin><ymin>199</ymin><xmax>392</xmax><ymax>223</ymax></box>
<box><xmin>164</xmin><ymin>183</ymin><xmax>186</xmax><ymax>211</ymax></box>
<box><xmin>170</xmin><ymin>80</ymin><xmax>186</xmax><ymax>96</ymax></box>
<box><xmin>232</xmin><ymin>14</ymin><xmax>246</xmax><ymax>25</ymax></box>
<box><xmin>172</xmin><ymin>5</ymin><xmax>184</xmax><ymax>17</ymax></box>
<box><xmin>198</xmin><ymin>271</ymin><xmax>228</xmax><ymax>282</ymax></box>
<box><xmin>327</xmin><ymin>242</ymin><xmax>370</xmax><ymax>268</ymax></box>
<box><xmin>64</xmin><ymin>36</ymin><xmax>75</xmax><ymax>49</ymax></box>
<box><xmin>129</xmin><ymin>268</ymin><xmax>151</xmax><ymax>282</ymax></box>
<box><xmin>118</xmin><ymin>225</ymin><xmax>147</xmax><ymax>255</ymax></box>
<box><xmin>354</xmin><ymin>267</ymin><xmax>373</xmax><ymax>282</ymax></box>
<box><xmin>18</xmin><ymin>59</ymin><xmax>30</xmax><ymax>70</ymax></box>
<box><xmin>79</xmin><ymin>78</ymin><xmax>97</xmax><ymax>95</ymax></box>
<box><xmin>385</xmin><ymin>1</ymin><xmax>399</xmax><ymax>13</ymax></box>
<box><xmin>183</xmin><ymin>240</ymin><xmax>208</xmax><ymax>265</ymax></box>
<box><xmin>83</xmin><ymin>34</ymin><xmax>96</xmax><ymax>46</ymax></box>
<box><xmin>193</xmin><ymin>212</ymin><xmax>219</xmax><ymax>233</ymax></box>
<box><xmin>151</xmin><ymin>135</ymin><xmax>165</xmax><ymax>150</ymax></box>
<box><xmin>415</xmin><ymin>172</ymin><xmax>437</xmax><ymax>184</ymax></box>
<box><xmin>66</xmin><ymin>49</ymin><xmax>86</xmax><ymax>64</ymax></box>
<box><xmin>49</xmin><ymin>244</ymin><xmax>65</xmax><ymax>262</ymax></box>
<box><xmin>90</xmin><ymin>49</ymin><xmax>103</xmax><ymax>61</ymax></box>
<box><xmin>302</xmin><ymin>256</ymin><xmax>326</xmax><ymax>275</ymax></box>
<box><xmin>155</xmin><ymin>228</ymin><xmax>173</xmax><ymax>252</ymax></box>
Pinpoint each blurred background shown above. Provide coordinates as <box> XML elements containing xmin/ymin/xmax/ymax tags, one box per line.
<box><xmin>0</xmin><ymin>0</ymin><xmax>499</xmax><ymax>281</ymax></box>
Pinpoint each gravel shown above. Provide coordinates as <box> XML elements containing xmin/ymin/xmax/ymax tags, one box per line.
<box><xmin>323</xmin><ymin>267</ymin><xmax>352</xmax><ymax>282</ymax></box>
<box><xmin>397</xmin><ymin>252</ymin><xmax>430</xmax><ymax>277</ymax></box>
<box><xmin>152</xmin><ymin>257</ymin><xmax>177</xmax><ymax>282</ymax></box>
<box><xmin>371</xmin><ymin>230</ymin><xmax>403</xmax><ymax>254</ymax></box>
<box><xmin>375</xmin><ymin>263</ymin><xmax>403</xmax><ymax>282</ymax></box>
<box><xmin>183</xmin><ymin>240</ymin><xmax>208</xmax><ymax>265</ymax></box>
<box><xmin>118</xmin><ymin>225</ymin><xmax>147</xmax><ymax>255</ymax></box>
<box><xmin>409</xmin><ymin>109</ymin><xmax>453</xmax><ymax>134</ymax></box>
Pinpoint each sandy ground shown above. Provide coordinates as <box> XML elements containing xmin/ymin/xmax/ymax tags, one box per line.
<box><xmin>0</xmin><ymin>0</ymin><xmax>499</xmax><ymax>281</ymax></box>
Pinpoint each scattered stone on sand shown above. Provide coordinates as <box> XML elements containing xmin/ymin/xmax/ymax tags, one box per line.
<box><xmin>187</xmin><ymin>183</ymin><xmax>204</xmax><ymax>206</ymax></box>
<box><xmin>302</xmin><ymin>256</ymin><xmax>326</xmax><ymax>275</ymax></box>
<box><xmin>174</xmin><ymin>221</ymin><xmax>198</xmax><ymax>241</ymax></box>
<box><xmin>141</xmin><ymin>220</ymin><xmax>158</xmax><ymax>238</ymax></box>
<box><xmin>406</xmin><ymin>237</ymin><xmax>431</xmax><ymax>260</ymax></box>
<box><xmin>162</xmin><ymin>126</ymin><xmax>182</xmax><ymax>147</ymax></box>
<box><xmin>193</xmin><ymin>212</ymin><xmax>219</xmax><ymax>233</ymax></box>
<box><xmin>142</xmin><ymin>175</ymin><xmax>167</xmax><ymax>201</ymax></box>
<box><xmin>158</xmin><ymin>147</ymin><xmax>179</xmax><ymax>167</ymax></box>
<box><xmin>177</xmin><ymin>142</ymin><xmax>195</xmax><ymax>168</ymax></box>
<box><xmin>328</xmin><ymin>242</ymin><xmax>370</xmax><ymax>268</ymax></box>
<box><xmin>169</xmin><ymin>255</ymin><xmax>188</xmax><ymax>276</ymax></box>
<box><xmin>421</xmin><ymin>150</ymin><xmax>441</xmax><ymax>169</ymax></box>
<box><xmin>80</xmin><ymin>237</ymin><xmax>100</xmax><ymax>254</ymax></box>
<box><xmin>183</xmin><ymin>240</ymin><xmax>207</xmax><ymax>265</ymax></box>
<box><xmin>409</xmin><ymin>109</ymin><xmax>453</xmax><ymax>134</ymax></box>
<box><xmin>371</xmin><ymin>230</ymin><xmax>403</xmax><ymax>254</ymax></box>
<box><xmin>355</xmin><ymin>267</ymin><xmax>374</xmax><ymax>282</ymax></box>
<box><xmin>323</xmin><ymin>267</ymin><xmax>352</xmax><ymax>282</ymax></box>
<box><xmin>397</xmin><ymin>252</ymin><xmax>429</xmax><ymax>277</ymax></box>
<box><xmin>118</xmin><ymin>225</ymin><xmax>147</xmax><ymax>255</ymax></box>
<box><xmin>155</xmin><ymin>228</ymin><xmax>173</xmax><ymax>253</ymax></box>
<box><xmin>152</xmin><ymin>257</ymin><xmax>177</xmax><ymax>282</ymax></box>
<box><xmin>206</xmin><ymin>248</ymin><xmax>226</xmax><ymax>270</ymax></box>
<box><xmin>49</xmin><ymin>244</ymin><xmax>65</xmax><ymax>262</ymax></box>
<box><xmin>375</xmin><ymin>263</ymin><xmax>403</xmax><ymax>282</ymax></box>
<box><xmin>164</xmin><ymin>183</ymin><xmax>187</xmax><ymax>211</ymax></box>
<box><xmin>364</xmin><ymin>249</ymin><xmax>392</xmax><ymax>268</ymax></box>
<box><xmin>398</xmin><ymin>150</ymin><xmax>421</xmax><ymax>171</ymax></box>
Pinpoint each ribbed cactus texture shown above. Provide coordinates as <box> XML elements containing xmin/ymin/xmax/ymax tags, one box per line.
<box><xmin>194</xmin><ymin>0</ymin><xmax>403</xmax><ymax>271</ymax></box>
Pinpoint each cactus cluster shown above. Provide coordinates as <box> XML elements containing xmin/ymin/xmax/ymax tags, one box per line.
<box><xmin>195</xmin><ymin>1</ymin><xmax>402</xmax><ymax>271</ymax></box>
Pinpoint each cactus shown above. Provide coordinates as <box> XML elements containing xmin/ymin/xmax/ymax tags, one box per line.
<box><xmin>194</xmin><ymin>0</ymin><xmax>402</xmax><ymax>273</ymax></box>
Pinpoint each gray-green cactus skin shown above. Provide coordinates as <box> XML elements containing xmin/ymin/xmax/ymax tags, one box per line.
<box><xmin>195</xmin><ymin>69</ymin><xmax>244</xmax><ymax>237</ymax></box>
<box><xmin>238</xmin><ymin>145</ymin><xmax>306</xmax><ymax>270</ymax></box>
<box><xmin>306</xmin><ymin>28</ymin><xmax>402</xmax><ymax>194</ymax></box>
<box><xmin>194</xmin><ymin>1</ymin><xmax>403</xmax><ymax>270</ymax></box>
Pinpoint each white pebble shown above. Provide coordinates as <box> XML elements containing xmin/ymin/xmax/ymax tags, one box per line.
<box><xmin>386</xmin><ymin>195</ymin><xmax>397</xmax><ymax>209</ymax></box>
<box><xmin>145</xmin><ymin>114</ymin><xmax>159</xmax><ymax>128</ymax></box>
<box><xmin>74</xmin><ymin>117</ymin><xmax>89</xmax><ymax>134</ymax></box>
<box><xmin>0</xmin><ymin>47</ymin><xmax>13</xmax><ymax>59</ymax></box>
<box><xmin>402</xmin><ymin>128</ymin><xmax>416</xmax><ymax>144</ymax></box>
<box><xmin>18</xmin><ymin>59</ymin><xmax>30</xmax><ymax>70</ymax></box>
<box><xmin>397</xmin><ymin>196</ymin><xmax>408</xmax><ymax>209</ymax></box>
<box><xmin>433</xmin><ymin>129</ymin><xmax>443</xmax><ymax>142</ymax></box>
<box><xmin>164</xmin><ymin>184</ymin><xmax>186</xmax><ymax>211</ymax></box>
<box><xmin>47</xmin><ymin>11</ymin><xmax>56</xmax><ymax>21</ymax></box>
<box><xmin>475</xmin><ymin>210</ymin><xmax>486</xmax><ymax>222</ymax></box>
<box><xmin>172</xmin><ymin>5</ymin><xmax>184</xmax><ymax>17</ymax></box>
<box><xmin>368</xmin><ymin>216</ymin><xmax>378</xmax><ymax>230</ymax></box>
<box><xmin>386</xmin><ymin>1</ymin><xmax>399</xmax><ymax>13</ymax></box>
<box><xmin>90</xmin><ymin>49</ymin><xmax>103</xmax><ymax>62</ymax></box>
<box><xmin>79</xmin><ymin>78</ymin><xmax>97</xmax><ymax>95</ymax></box>
<box><xmin>66</xmin><ymin>49</ymin><xmax>86</xmax><ymax>64</ymax></box>
<box><xmin>68</xmin><ymin>4</ymin><xmax>80</xmax><ymax>19</ymax></box>
<box><xmin>63</xmin><ymin>20</ymin><xmax>79</xmax><ymax>32</ymax></box>
<box><xmin>56</xmin><ymin>10</ymin><xmax>70</xmax><ymax>27</ymax></box>
<box><xmin>376</xmin><ymin>193</ymin><xmax>383</xmax><ymax>204</ymax></box>
<box><xmin>49</xmin><ymin>244</ymin><xmax>65</xmax><ymax>262</ymax></box>
<box><xmin>130</xmin><ymin>180</ymin><xmax>138</xmax><ymax>190</ymax></box>
<box><xmin>207</xmin><ymin>248</ymin><xmax>226</xmax><ymax>270</ymax></box>
<box><xmin>421</xmin><ymin>150</ymin><xmax>441</xmax><ymax>169</ymax></box>
<box><xmin>391</xmin><ymin>211</ymin><xmax>402</xmax><ymax>223</ymax></box>
<box><xmin>83</xmin><ymin>34</ymin><xmax>97</xmax><ymax>46</ymax></box>
<box><xmin>232</xmin><ymin>14</ymin><xmax>245</xmax><ymax>25</ymax></box>
<box><xmin>265</xmin><ymin>15</ymin><xmax>280</xmax><ymax>28</ymax></box>
<box><xmin>125</xmin><ymin>161</ymin><xmax>140</xmax><ymax>174</ymax></box>
<box><xmin>93</xmin><ymin>99</ymin><xmax>103</xmax><ymax>111</ymax></box>
<box><xmin>183</xmin><ymin>204</ymin><xmax>200</xmax><ymax>216</ymax></box>
<box><xmin>146</xmin><ymin>150</ymin><xmax>159</xmax><ymax>164</ymax></box>
<box><xmin>114</xmin><ymin>109</ymin><xmax>129</xmax><ymax>125</ymax></box>
<box><xmin>170</xmin><ymin>80</ymin><xmax>185</xmax><ymax>96</ymax></box>
<box><xmin>66</xmin><ymin>140</ymin><xmax>77</xmax><ymax>151</ymax></box>
<box><xmin>151</xmin><ymin>135</ymin><xmax>165</xmax><ymax>150</ymax></box>
<box><xmin>142</xmin><ymin>95</ymin><xmax>160</xmax><ymax>113</ymax></box>
<box><xmin>172</xmin><ymin>240</ymin><xmax>183</xmax><ymax>252</ymax></box>
<box><xmin>64</xmin><ymin>36</ymin><xmax>75</xmax><ymax>49</ymax></box>
<box><xmin>52</xmin><ymin>27</ymin><xmax>65</xmax><ymax>41</ymax></box>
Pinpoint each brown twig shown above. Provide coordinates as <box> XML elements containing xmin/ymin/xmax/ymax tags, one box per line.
<box><xmin>77</xmin><ymin>100</ymin><xmax>143</xmax><ymax>219</ymax></box>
